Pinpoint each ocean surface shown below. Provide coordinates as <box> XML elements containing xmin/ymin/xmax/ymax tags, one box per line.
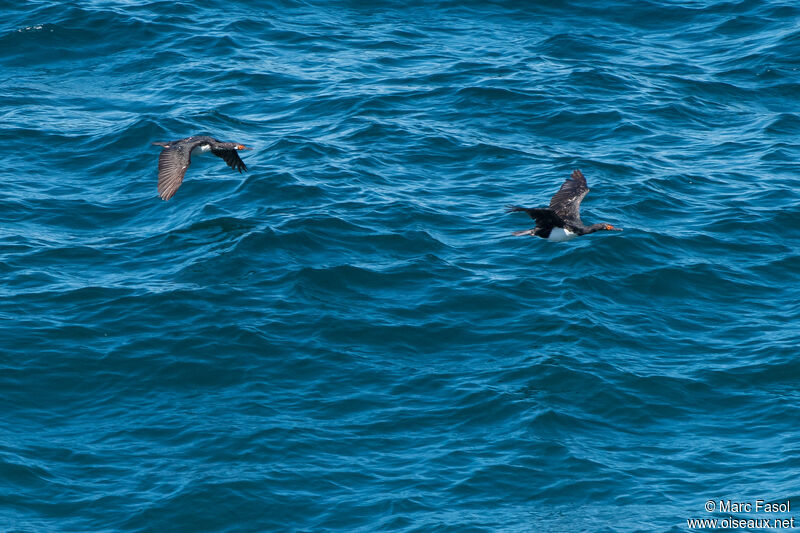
<box><xmin>1</xmin><ymin>1</ymin><xmax>799</xmax><ymax>531</ymax></box>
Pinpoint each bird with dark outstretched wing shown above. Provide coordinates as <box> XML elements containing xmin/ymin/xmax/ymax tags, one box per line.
<box><xmin>152</xmin><ymin>135</ymin><xmax>251</xmax><ymax>201</ymax></box>
<box><xmin>507</xmin><ymin>169</ymin><xmax>622</xmax><ymax>242</ymax></box>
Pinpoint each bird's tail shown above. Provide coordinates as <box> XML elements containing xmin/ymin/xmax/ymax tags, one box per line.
<box><xmin>506</xmin><ymin>204</ymin><xmax>527</xmax><ymax>214</ymax></box>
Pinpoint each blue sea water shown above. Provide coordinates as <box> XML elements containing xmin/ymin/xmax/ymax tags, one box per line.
<box><xmin>2</xmin><ymin>0</ymin><xmax>800</xmax><ymax>531</ymax></box>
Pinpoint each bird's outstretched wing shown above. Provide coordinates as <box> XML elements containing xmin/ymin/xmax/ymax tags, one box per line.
<box><xmin>549</xmin><ymin>169</ymin><xmax>590</xmax><ymax>224</ymax></box>
<box><xmin>157</xmin><ymin>144</ymin><xmax>192</xmax><ymax>201</ymax></box>
<box><xmin>211</xmin><ymin>147</ymin><xmax>247</xmax><ymax>173</ymax></box>
<box><xmin>506</xmin><ymin>205</ymin><xmax>562</xmax><ymax>226</ymax></box>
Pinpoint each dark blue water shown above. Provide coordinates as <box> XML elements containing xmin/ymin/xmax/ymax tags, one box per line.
<box><xmin>2</xmin><ymin>1</ymin><xmax>799</xmax><ymax>531</ymax></box>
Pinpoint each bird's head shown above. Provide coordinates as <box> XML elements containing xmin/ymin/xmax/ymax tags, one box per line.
<box><xmin>235</xmin><ymin>144</ymin><xmax>252</xmax><ymax>151</ymax></box>
<box><xmin>603</xmin><ymin>224</ymin><xmax>623</xmax><ymax>231</ymax></box>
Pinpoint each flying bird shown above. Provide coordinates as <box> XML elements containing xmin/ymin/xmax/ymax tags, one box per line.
<box><xmin>507</xmin><ymin>169</ymin><xmax>622</xmax><ymax>242</ymax></box>
<box><xmin>152</xmin><ymin>136</ymin><xmax>251</xmax><ymax>200</ymax></box>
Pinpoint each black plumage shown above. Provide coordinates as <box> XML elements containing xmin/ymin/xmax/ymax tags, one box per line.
<box><xmin>507</xmin><ymin>169</ymin><xmax>622</xmax><ymax>240</ymax></box>
<box><xmin>152</xmin><ymin>135</ymin><xmax>251</xmax><ymax>200</ymax></box>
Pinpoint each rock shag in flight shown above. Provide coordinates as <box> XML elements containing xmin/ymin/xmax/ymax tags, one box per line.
<box><xmin>152</xmin><ymin>136</ymin><xmax>251</xmax><ymax>200</ymax></box>
<box><xmin>507</xmin><ymin>169</ymin><xmax>622</xmax><ymax>242</ymax></box>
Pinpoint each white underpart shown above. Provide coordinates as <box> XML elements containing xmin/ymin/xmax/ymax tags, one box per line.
<box><xmin>547</xmin><ymin>227</ymin><xmax>577</xmax><ymax>242</ymax></box>
<box><xmin>192</xmin><ymin>144</ymin><xmax>211</xmax><ymax>154</ymax></box>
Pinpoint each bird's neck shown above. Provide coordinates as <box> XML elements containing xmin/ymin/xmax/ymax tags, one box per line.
<box><xmin>577</xmin><ymin>223</ymin><xmax>607</xmax><ymax>235</ymax></box>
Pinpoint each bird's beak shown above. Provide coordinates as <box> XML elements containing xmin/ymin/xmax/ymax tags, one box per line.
<box><xmin>236</xmin><ymin>144</ymin><xmax>252</xmax><ymax>150</ymax></box>
<box><xmin>612</xmin><ymin>227</ymin><xmax>623</xmax><ymax>231</ymax></box>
